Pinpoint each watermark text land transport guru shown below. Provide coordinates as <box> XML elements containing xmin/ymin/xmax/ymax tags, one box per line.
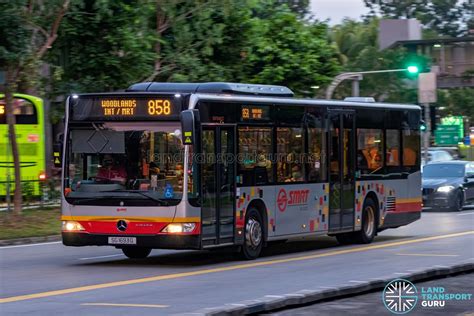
<box><xmin>383</xmin><ymin>278</ymin><xmax>472</xmax><ymax>314</ymax></box>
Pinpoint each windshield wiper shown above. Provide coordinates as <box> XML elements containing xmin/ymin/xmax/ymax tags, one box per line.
<box><xmin>100</xmin><ymin>189</ymin><xmax>171</xmax><ymax>206</ymax></box>
<box><xmin>69</xmin><ymin>196</ymin><xmax>121</xmax><ymax>205</ymax></box>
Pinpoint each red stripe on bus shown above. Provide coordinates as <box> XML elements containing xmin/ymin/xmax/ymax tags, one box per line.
<box><xmin>394</xmin><ymin>201</ymin><xmax>422</xmax><ymax>213</ymax></box>
<box><xmin>77</xmin><ymin>221</ymin><xmax>200</xmax><ymax>235</ymax></box>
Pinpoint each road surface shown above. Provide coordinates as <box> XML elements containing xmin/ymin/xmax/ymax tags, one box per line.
<box><xmin>1</xmin><ymin>211</ymin><xmax>473</xmax><ymax>315</ymax></box>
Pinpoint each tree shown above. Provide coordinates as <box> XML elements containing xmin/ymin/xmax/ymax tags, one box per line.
<box><xmin>49</xmin><ymin>0</ymin><xmax>156</xmax><ymax>94</ymax></box>
<box><xmin>241</xmin><ymin>2</ymin><xmax>340</xmax><ymax>96</ymax></box>
<box><xmin>0</xmin><ymin>0</ymin><xmax>70</xmax><ymax>214</ymax></box>
<box><xmin>363</xmin><ymin>0</ymin><xmax>472</xmax><ymax>37</ymax></box>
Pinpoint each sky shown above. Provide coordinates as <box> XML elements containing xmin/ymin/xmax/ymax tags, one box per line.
<box><xmin>310</xmin><ymin>0</ymin><xmax>369</xmax><ymax>25</ymax></box>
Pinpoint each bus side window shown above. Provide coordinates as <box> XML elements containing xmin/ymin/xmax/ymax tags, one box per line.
<box><xmin>402</xmin><ymin>130</ymin><xmax>420</xmax><ymax>167</ymax></box>
<box><xmin>386</xmin><ymin>129</ymin><xmax>400</xmax><ymax>166</ymax></box>
<box><xmin>238</xmin><ymin>126</ymin><xmax>273</xmax><ymax>186</ymax></box>
<box><xmin>0</xmin><ymin>98</ymin><xmax>38</xmax><ymax>124</ymax></box>
<box><xmin>277</xmin><ymin>127</ymin><xmax>304</xmax><ymax>183</ymax></box>
<box><xmin>357</xmin><ymin>129</ymin><xmax>384</xmax><ymax>173</ymax></box>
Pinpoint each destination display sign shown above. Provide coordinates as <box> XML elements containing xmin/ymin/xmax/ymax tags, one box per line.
<box><xmin>240</xmin><ymin>105</ymin><xmax>270</xmax><ymax>121</ymax></box>
<box><xmin>71</xmin><ymin>96</ymin><xmax>182</xmax><ymax>121</ymax></box>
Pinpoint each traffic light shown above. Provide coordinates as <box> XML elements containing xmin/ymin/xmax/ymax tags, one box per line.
<box><xmin>420</xmin><ymin>120</ymin><xmax>427</xmax><ymax>132</ymax></box>
<box><xmin>407</xmin><ymin>65</ymin><xmax>419</xmax><ymax>74</ymax></box>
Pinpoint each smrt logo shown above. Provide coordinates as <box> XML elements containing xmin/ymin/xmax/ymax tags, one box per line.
<box><xmin>277</xmin><ymin>188</ymin><xmax>310</xmax><ymax>212</ymax></box>
<box><xmin>277</xmin><ymin>189</ymin><xmax>288</xmax><ymax>212</ymax></box>
<box><xmin>383</xmin><ymin>279</ymin><xmax>418</xmax><ymax>314</ymax></box>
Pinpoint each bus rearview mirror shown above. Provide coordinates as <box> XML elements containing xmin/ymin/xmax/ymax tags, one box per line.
<box><xmin>53</xmin><ymin>142</ymin><xmax>62</xmax><ymax>168</ymax></box>
<box><xmin>180</xmin><ymin>109</ymin><xmax>200</xmax><ymax>145</ymax></box>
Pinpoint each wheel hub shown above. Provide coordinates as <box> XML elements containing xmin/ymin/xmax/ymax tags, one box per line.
<box><xmin>364</xmin><ymin>206</ymin><xmax>375</xmax><ymax>237</ymax></box>
<box><xmin>246</xmin><ymin>217</ymin><xmax>262</xmax><ymax>249</ymax></box>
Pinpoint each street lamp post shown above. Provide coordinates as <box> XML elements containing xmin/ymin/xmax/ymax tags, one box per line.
<box><xmin>325</xmin><ymin>67</ymin><xmax>419</xmax><ymax>100</ymax></box>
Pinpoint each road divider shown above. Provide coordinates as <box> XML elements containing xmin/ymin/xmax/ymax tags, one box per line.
<box><xmin>189</xmin><ymin>262</ymin><xmax>474</xmax><ymax>315</ymax></box>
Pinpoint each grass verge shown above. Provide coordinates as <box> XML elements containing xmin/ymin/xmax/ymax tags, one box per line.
<box><xmin>0</xmin><ymin>208</ymin><xmax>61</xmax><ymax>240</ymax></box>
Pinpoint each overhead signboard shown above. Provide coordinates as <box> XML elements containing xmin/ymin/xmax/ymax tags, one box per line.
<box><xmin>435</xmin><ymin>124</ymin><xmax>461</xmax><ymax>146</ymax></box>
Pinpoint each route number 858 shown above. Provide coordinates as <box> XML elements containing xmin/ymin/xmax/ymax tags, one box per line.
<box><xmin>148</xmin><ymin>100</ymin><xmax>171</xmax><ymax>115</ymax></box>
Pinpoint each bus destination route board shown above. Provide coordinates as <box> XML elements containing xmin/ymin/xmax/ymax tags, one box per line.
<box><xmin>71</xmin><ymin>96</ymin><xmax>182</xmax><ymax>121</ymax></box>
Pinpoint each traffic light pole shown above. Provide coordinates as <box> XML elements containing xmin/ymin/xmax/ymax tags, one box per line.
<box><xmin>325</xmin><ymin>68</ymin><xmax>410</xmax><ymax>99</ymax></box>
<box><xmin>423</xmin><ymin>103</ymin><xmax>431</xmax><ymax>163</ymax></box>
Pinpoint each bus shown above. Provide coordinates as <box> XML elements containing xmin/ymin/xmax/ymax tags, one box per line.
<box><xmin>0</xmin><ymin>94</ymin><xmax>46</xmax><ymax>197</ymax></box>
<box><xmin>61</xmin><ymin>82</ymin><xmax>421</xmax><ymax>259</ymax></box>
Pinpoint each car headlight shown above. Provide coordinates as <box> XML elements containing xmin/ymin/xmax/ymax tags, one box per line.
<box><xmin>437</xmin><ymin>185</ymin><xmax>455</xmax><ymax>193</ymax></box>
<box><xmin>62</xmin><ymin>221</ymin><xmax>85</xmax><ymax>231</ymax></box>
<box><xmin>161</xmin><ymin>223</ymin><xmax>196</xmax><ymax>234</ymax></box>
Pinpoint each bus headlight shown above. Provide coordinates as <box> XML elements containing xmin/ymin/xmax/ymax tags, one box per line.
<box><xmin>62</xmin><ymin>221</ymin><xmax>85</xmax><ymax>232</ymax></box>
<box><xmin>437</xmin><ymin>186</ymin><xmax>455</xmax><ymax>193</ymax></box>
<box><xmin>162</xmin><ymin>223</ymin><xmax>196</xmax><ymax>234</ymax></box>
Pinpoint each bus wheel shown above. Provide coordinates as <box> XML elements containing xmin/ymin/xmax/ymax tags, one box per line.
<box><xmin>354</xmin><ymin>198</ymin><xmax>377</xmax><ymax>244</ymax></box>
<box><xmin>122</xmin><ymin>247</ymin><xmax>152</xmax><ymax>259</ymax></box>
<box><xmin>241</xmin><ymin>208</ymin><xmax>264</xmax><ymax>260</ymax></box>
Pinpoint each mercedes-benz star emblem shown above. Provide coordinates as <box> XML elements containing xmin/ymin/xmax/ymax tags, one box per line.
<box><xmin>117</xmin><ymin>220</ymin><xmax>128</xmax><ymax>232</ymax></box>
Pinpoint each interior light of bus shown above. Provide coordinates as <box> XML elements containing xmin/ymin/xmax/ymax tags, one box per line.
<box><xmin>174</xmin><ymin>94</ymin><xmax>181</xmax><ymax>98</ymax></box>
<box><xmin>62</xmin><ymin>221</ymin><xmax>85</xmax><ymax>232</ymax></box>
<box><xmin>162</xmin><ymin>223</ymin><xmax>196</xmax><ymax>234</ymax></box>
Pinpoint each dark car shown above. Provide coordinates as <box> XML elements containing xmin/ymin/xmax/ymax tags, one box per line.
<box><xmin>422</xmin><ymin>161</ymin><xmax>474</xmax><ymax>211</ymax></box>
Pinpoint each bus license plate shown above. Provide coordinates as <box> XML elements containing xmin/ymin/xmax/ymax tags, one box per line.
<box><xmin>108</xmin><ymin>237</ymin><xmax>136</xmax><ymax>245</ymax></box>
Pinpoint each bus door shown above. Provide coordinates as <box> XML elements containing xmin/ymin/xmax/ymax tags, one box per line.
<box><xmin>201</xmin><ymin>125</ymin><xmax>236</xmax><ymax>246</ymax></box>
<box><xmin>328</xmin><ymin>111</ymin><xmax>356</xmax><ymax>232</ymax></box>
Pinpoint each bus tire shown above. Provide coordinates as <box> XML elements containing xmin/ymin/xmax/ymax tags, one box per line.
<box><xmin>354</xmin><ymin>198</ymin><xmax>377</xmax><ymax>244</ymax></box>
<box><xmin>122</xmin><ymin>247</ymin><xmax>152</xmax><ymax>259</ymax></box>
<box><xmin>241</xmin><ymin>207</ymin><xmax>264</xmax><ymax>260</ymax></box>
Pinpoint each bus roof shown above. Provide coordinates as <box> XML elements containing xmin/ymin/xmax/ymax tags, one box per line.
<box><xmin>125</xmin><ymin>82</ymin><xmax>419</xmax><ymax>111</ymax></box>
<box><xmin>127</xmin><ymin>82</ymin><xmax>295</xmax><ymax>97</ymax></box>
<box><xmin>191</xmin><ymin>93</ymin><xmax>421</xmax><ymax>111</ymax></box>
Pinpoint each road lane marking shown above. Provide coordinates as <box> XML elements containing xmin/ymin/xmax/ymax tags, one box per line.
<box><xmin>0</xmin><ymin>241</ymin><xmax>61</xmax><ymax>249</ymax></box>
<box><xmin>79</xmin><ymin>254</ymin><xmax>125</xmax><ymax>261</ymax></box>
<box><xmin>82</xmin><ymin>303</ymin><xmax>168</xmax><ymax>308</ymax></box>
<box><xmin>458</xmin><ymin>212</ymin><xmax>474</xmax><ymax>216</ymax></box>
<box><xmin>395</xmin><ymin>253</ymin><xmax>459</xmax><ymax>257</ymax></box>
<box><xmin>1</xmin><ymin>230</ymin><xmax>472</xmax><ymax>304</ymax></box>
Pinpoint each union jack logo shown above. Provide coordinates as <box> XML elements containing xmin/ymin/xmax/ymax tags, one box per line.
<box><xmin>383</xmin><ymin>279</ymin><xmax>418</xmax><ymax>314</ymax></box>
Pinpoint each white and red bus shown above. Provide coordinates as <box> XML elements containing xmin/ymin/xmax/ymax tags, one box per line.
<box><xmin>61</xmin><ymin>82</ymin><xmax>421</xmax><ymax>259</ymax></box>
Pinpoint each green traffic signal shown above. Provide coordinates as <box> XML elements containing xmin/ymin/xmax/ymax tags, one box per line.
<box><xmin>407</xmin><ymin>65</ymin><xmax>419</xmax><ymax>74</ymax></box>
<box><xmin>420</xmin><ymin>120</ymin><xmax>427</xmax><ymax>131</ymax></box>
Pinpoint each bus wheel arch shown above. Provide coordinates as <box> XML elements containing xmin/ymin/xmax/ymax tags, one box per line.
<box><xmin>358</xmin><ymin>194</ymin><xmax>379</xmax><ymax>243</ymax></box>
<box><xmin>335</xmin><ymin>193</ymin><xmax>379</xmax><ymax>245</ymax></box>
<box><xmin>240</xmin><ymin>199</ymin><xmax>267</xmax><ymax>260</ymax></box>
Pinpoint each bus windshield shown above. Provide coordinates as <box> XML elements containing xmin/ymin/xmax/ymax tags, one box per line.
<box><xmin>65</xmin><ymin>121</ymin><xmax>185</xmax><ymax>205</ymax></box>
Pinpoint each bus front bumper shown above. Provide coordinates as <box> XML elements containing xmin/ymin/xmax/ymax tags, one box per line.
<box><xmin>379</xmin><ymin>211</ymin><xmax>421</xmax><ymax>230</ymax></box>
<box><xmin>62</xmin><ymin>232</ymin><xmax>201</xmax><ymax>250</ymax></box>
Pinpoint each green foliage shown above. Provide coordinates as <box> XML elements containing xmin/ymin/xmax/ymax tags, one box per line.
<box><xmin>47</xmin><ymin>0</ymin><xmax>339</xmax><ymax>98</ymax></box>
<box><xmin>48</xmin><ymin>0</ymin><xmax>156</xmax><ymax>94</ymax></box>
<box><xmin>438</xmin><ymin>88</ymin><xmax>474</xmax><ymax>121</ymax></box>
<box><xmin>243</xmin><ymin>2</ymin><xmax>339</xmax><ymax>96</ymax></box>
<box><xmin>0</xmin><ymin>1</ymin><xmax>31</xmax><ymax>67</ymax></box>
